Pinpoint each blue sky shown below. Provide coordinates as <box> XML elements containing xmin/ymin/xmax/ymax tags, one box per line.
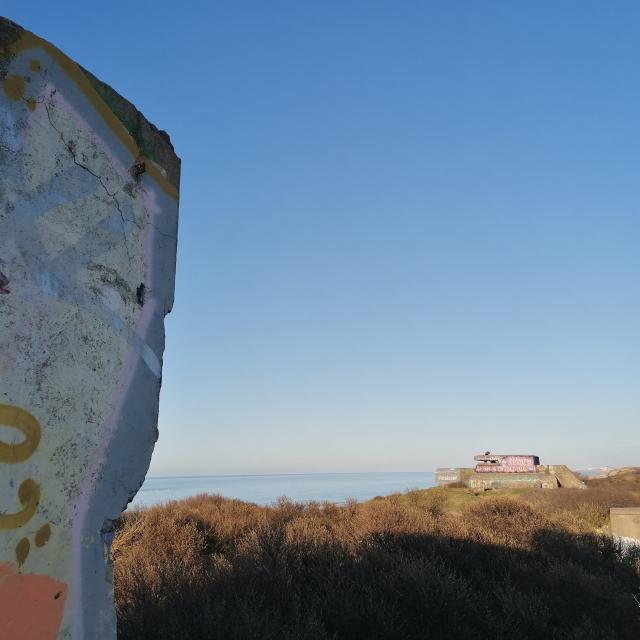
<box><xmin>6</xmin><ymin>2</ymin><xmax>639</xmax><ymax>474</ymax></box>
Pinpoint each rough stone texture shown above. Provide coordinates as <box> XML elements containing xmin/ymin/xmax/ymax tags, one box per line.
<box><xmin>0</xmin><ymin>17</ymin><xmax>179</xmax><ymax>639</ymax></box>
<box><xmin>610</xmin><ymin>508</ymin><xmax>640</xmax><ymax>541</ymax></box>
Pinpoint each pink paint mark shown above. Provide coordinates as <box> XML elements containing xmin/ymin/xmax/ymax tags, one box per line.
<box><xmin>69</xmin><ymin>182</ymin><xmax>166</xmax><ymax>639</ymax></box>
<box><xmin>0</xmin><ymin>563</ymin><xmax>68</xmax><ymax>640</ymax></box>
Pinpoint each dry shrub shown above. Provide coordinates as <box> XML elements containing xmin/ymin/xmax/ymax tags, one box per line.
<box><xmin>405</xmin><ymin>486</ymin><xmax>448</xmax><ymax>517</ymax></box>
<box><xmin>113</xmin><ymin>482</ymin><xmax>640</xmax><ymax>640</ymax></box>
<box><xmin>462</xmin><ymin>496</ymin><xmax>551</xmax><ymax>543</ymax></box>
<box><xmin>521</xmin><ymin>471</ymin><xmax>640</xmax><ymax>533</ymax></box>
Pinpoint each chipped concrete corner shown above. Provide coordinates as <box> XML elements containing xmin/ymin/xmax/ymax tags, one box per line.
<box><xmin>0</xmin><ymin>17</ymin><xmax>180</xmax><ymax>639</ymax></box>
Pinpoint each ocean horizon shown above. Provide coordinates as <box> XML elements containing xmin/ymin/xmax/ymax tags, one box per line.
<box><xmin>129</xmin><ymin>471</ymin><xmax>437</xmax><ymax>509</ymax></box>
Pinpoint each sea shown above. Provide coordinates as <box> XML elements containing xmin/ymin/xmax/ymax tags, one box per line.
<box><xmin>128</xmin><ymin>471</ymin><xmax>436</xmax><ymax>509</ymax></box>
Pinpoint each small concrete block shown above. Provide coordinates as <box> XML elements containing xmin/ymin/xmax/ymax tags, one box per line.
<box><xmin>610</xmin><ymin>508</ymin><xmax>640</xmax><ymax>541</ymax></box>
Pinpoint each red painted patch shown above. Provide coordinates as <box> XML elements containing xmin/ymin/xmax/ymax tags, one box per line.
<box><xmin>0</xmin><ymin>563</ymin><xmax>67</xmax><ymax>639</ymax></box>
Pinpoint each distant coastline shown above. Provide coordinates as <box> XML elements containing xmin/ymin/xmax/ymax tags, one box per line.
<box><xmin>129</xmin><ymin>471</ymin><xmax>437</xmax><ymax>509</ymax></box>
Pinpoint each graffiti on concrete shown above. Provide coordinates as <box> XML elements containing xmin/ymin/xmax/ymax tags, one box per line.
<box><xmin>1</xmin><ymin>16</ymin><xmax>180</xmax><ymax>639</ymax></box>
<box><xmin>0</xmin><ymin>406</ymin><xmax>52</xmax><ymax>567</ymax></box>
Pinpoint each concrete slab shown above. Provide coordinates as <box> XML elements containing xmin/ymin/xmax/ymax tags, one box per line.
<box><xmin>610</xmin><ymin>508</ymin><xmax>640</xmax><ymax>541</ymax></box>
<box><xmin>468</xmin><ymin>472</ymin><xmax>559</xmax><ymax>490</ymax></box>
<box><xmin>0</xmin><ymin>17</ymin><xmax>179</xmax><ymax>639</ymax></box>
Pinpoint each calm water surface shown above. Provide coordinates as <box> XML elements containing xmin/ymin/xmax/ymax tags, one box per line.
<box><xmin>129</xmin><ymin>472</ymin><xmax>436</xmax><ymax>509</ymax></box>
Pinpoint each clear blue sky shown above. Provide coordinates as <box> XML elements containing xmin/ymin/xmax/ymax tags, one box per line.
<box><xmin>6</xmin><ymin>2</ymin><xmax>639</xmax><ymax>474</ymax></box>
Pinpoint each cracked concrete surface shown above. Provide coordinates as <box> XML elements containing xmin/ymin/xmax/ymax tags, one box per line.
<box><xmin>42</xmin><ymin>95</ymin><xmax>133</xmax><ymax>260</ymax></box>
<box><xmin>0</xmin><ymin>17</ymin><xmax>180</xmax><ymax>639</ymax></box>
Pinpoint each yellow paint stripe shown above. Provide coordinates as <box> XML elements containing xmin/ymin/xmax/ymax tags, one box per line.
<box><xmin>7</xmin><ymin>31</ymin><xmax>178</xmax><ymax>200</ymax></box>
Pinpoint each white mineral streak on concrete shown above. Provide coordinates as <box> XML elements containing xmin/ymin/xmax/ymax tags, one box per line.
<box><xmin>141</xmin><ymin>344</ymin><xmax>162</xmax><ymax>378</ymax></box>
<box><xmin>0</xmin><ymin>19</ymin><xmax>179</xmax><ymax>639</ymax></box>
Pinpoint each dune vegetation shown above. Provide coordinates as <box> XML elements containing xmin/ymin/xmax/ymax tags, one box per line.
<box><xmin>112</xmin><ymin>469</ymin><xmax>640</xmax><ymax>640</ymax></box>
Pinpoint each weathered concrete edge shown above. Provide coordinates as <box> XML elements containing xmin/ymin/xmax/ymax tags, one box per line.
<box><xmin>79</xmin><ymin>66</ymin><xmax>181</xmax><ymax>191</ymax></box>
<box><xmin>0</xmin><ymin>15</ymin><xmax>181</xmax><ymax>194</ymax></box>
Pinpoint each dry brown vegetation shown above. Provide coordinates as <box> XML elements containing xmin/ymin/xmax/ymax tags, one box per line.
<box><xmin>113</xmin><ymin>470</ymin><xmax>640</xmax><ymax>640</ymax></box>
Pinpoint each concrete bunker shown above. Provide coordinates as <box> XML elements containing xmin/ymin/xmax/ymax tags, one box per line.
<box><xmin>436</xmin><ymin>452</ymin><xmax>586</xmax><ymax>490</ymax></box>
